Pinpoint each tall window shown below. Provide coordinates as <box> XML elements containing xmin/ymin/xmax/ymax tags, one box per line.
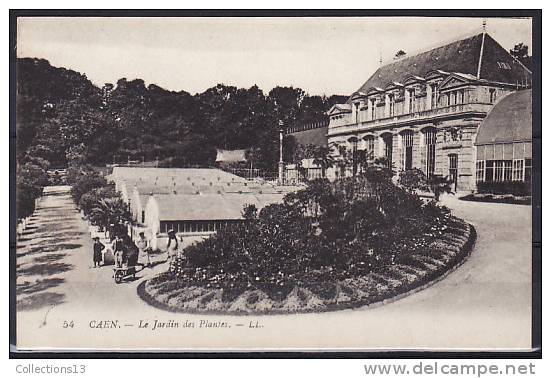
<box><xmin>383</xmin><ymin>134</ymin><xmax>393</xmax><ymax>169</ymax></box>
<box><xmin>350</xmin><ymin>138</ymin><xmax>358</xmax><ymax>152</ymax></box>
<box><xmin>424</xmin><ymin>129</ymin><xmax>436</xmax><ymax>178</ymax></box>
<box><xmin>370</xmin><ymin>99</ymin><xmax>376</xmax><ymax>119</ymax></box>
<box><xmin>448</xmin><ymin>154</ymin><xmax>458</xmax><ymax>190</ymax></box>
<box><xmin>513</xmin><ymin>159</ymin><xmax>524</xmax><ymax>181</ymax></box>
<box><xmin>431</xmin><ymin>84</ymin><xmax>438</xmax><ymax>109</ymax></box>
<box><xmin>494</xmin><ymin>160</ymin><xmax>504</xmax><ymax>182</ymax></box>
<box><xmin>389</xmin><ymin>94</ymin><xmax>395</xmax><ymax>116</ymax></box>
<box><xmin>353</xmin><ymin>102</ymin><xmax>360</xmax><ymax>123</ymax></box>
<box><xmin>450</xmin><ymin>91</ymin><xmax>457</xmax><ymax>105</ymax></box>
<box><xmin>503</xmin><ymin>160</ymin><xmax>513</xmax><ymax>181</ymax></box>
<box><xmin>485</xmin><ymin>161</ymin><xmax>495</xmax><ymax>182</ymax></box>
<box><xmin>489</xmin><ymin>89</ymin><xmax>497</xmax><ymax>103</ymax></box>
<box><xmin>524</xmin><ymin>158</ymin><xmax>532</xmax><ymax>182</ymax></box>
<box><xmin>408</xmin><ymin>89</ymin><xmax>415</xmax><ymax>113</ymax></box>
<box><xmin>350</xmin><ymin>138</ymin><xmax>359</xmax><ymax>176</ymax></box>
<box><xmin>364</xmin><ymin>136</ymin><xmax>375</xmax><ymax>160</ymax></box>
<box><xmin>401</xmin><ymin>131</ymin><xmax>414</xmax><ymax>170</ymax></box>
<box><xmin>458</xmin><ymin>90</ymin><xmax>465</xmax><ymax>104</ymax></box>
<box><xmin>476</xmin><ymin>161</ymin><xmax>485</xmax><ymax>182</ymax></box>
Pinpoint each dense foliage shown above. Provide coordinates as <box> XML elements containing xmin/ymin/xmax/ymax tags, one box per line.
<box><xmin>67</xmin><ymin>165</ymin><xmax>130</xmax><ymax>232</ymax></box>
<box><xmin>169</xmin><ymin>164</ymin><xmax>454</xmax><ymax>290</ymax></box>
<box><xmin>16</xmin><ymin>58</ymin><xmax>346</xmax><ymax>170</ymax></box>
<box><xmin>398</xmin><ymin>168</ymin><xmax>453</xmax><ymax>200</ymax></box>
<box><xmin>15</xmin><ymin>157</ymin><xmax>49</xmax><ymax>219</ymax></box>
<box><xmin>15</xmin><ymin>57</ymin><xmax>345</xmax><ymax>219</ymax></box>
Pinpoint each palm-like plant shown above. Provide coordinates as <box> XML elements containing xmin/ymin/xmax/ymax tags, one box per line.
<box><xmin>90</xmin><ymin>197</ymin><xmax>131</xmax><ymax>230</ymax></box>
<box><xmin>312</xmin><ymin>146</ymin><xmax>334</xmax><ymax>178</ymax></box>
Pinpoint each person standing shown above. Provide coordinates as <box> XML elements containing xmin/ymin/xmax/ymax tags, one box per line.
<box><xmin>92</xmin><ymin>237</ymin><xmax>105</xmax><ymax>268</ymax></box>
<box><xmin>113</xmin><ymin>234</ymin><xmax>125</xmax><ymax>268</ymax></box>
<box><xmin>166</xmin><ymin>229</ymin><xmax>178</xmax><ymax>265</ymax></box>
<box><xmin>136</xmin><ymin>231</ymin><xmax>151</xmax><ymax>268</ymax></box>
<box><xmin>124</xmin><ymin>234</ymin><xmax>138</xmax><ymax>267</ymax></box>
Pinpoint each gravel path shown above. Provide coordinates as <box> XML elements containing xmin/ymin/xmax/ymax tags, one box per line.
<box><xmin>15</xmin><ymin>187</ymin><xmax>532</xmax><ymax>351</ymax></box>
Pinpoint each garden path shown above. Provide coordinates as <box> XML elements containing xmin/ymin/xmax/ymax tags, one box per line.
<box><xmin>16</xmin><ymin>187</ymin><xmax>532</xmax><ymax>351</ymax></box>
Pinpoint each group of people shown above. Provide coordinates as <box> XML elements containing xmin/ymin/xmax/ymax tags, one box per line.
<box><xmin>92</xmin><ymin>231</ymin><xmax>152</xmax><ymax>269</ymax></box>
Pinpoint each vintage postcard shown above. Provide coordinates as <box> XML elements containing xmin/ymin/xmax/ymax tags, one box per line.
<box><xmin>12</xmin><ymin>13</ymin><xmax>538</xmax><ymax>352</ymax></box>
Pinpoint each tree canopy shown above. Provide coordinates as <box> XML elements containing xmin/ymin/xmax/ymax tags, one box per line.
<box><xmin>16</xmin><ymin>58</ymin><xmax>346</xmax><ymax>172</ymax></box>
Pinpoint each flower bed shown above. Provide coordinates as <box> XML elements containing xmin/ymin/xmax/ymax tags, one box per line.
<box><xmin>139</xmin><ymin>219</ymin><xmax>476</xmax><ymax>315</ymax></box>
<box><xmin>459</xmin><ymin>193</ymin><xmax>531</xmax><ymax>205</ymax></box>
<box><xmin>139</xmin><ymin>170</ymin><xmax>477</xmax><ymax>314</ymax></box>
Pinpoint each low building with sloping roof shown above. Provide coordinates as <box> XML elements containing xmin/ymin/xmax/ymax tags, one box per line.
<box><xmin>108</xmin><ymin>167</ymin><xmax>247</xmax><ymax>191</ymax></box>
<box><xmin>143</xmin><ymin>192</ymin><xmax>285</xmax><ymax>250</ymax></box>
<box><xmin>326</xmin><ymin>30</ymin><xmax>532</xmax><ymax>192</ymax></box>
<box><xmin>128</xmin><ymin>180</ymin><xmax>287</xmax><ymax>225</ymax></box>
<box><xmin>474</xmin><ymin>89</ymin><xmax>532</xmax><ymax>184</ymax></box>
<box><xmin>215</xmin><ymin>148</ymin><xmax>247</xmax><ymax>163</ymax></box>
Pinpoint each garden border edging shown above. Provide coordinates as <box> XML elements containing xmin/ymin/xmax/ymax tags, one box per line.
<box><xmin>137</xmin><ymin>224</ymin><xmax>477</xmax><ymax>316</ymax></box>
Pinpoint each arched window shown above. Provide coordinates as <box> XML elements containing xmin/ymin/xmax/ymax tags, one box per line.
<box><xmin>381</xmin><ymin>134</ymin><xmax>393</xmax><ymax>169</ymax></box>
<box><xmin>363</xmin><ymin>135</ymin><xmax>375</xmax><ymax>160</ymax></box>
<box><xmin>423</xmin><ymin>128</ymin><xmax>437</xmax><ymax>177</ymax></box>
<box><xmin>448</xmin><ymin>154</ymin><xmax>458</xmax><ymax>191</ymax></box>
<box><xmin>401</xmin><ymin>130</ymin><xmax>414</xmax><ymax>170</ymax></box>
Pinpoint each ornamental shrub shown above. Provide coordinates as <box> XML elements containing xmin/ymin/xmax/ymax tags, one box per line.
<box><xmin>170</xmin><ymin>165</ymin><xmax>454</xmax><ymax>288</ymax></box>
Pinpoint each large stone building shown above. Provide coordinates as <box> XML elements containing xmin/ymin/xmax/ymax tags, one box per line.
<box><xmin>326</xmin><ymin>31</ymin><xmax>532</xmax><ymax>192</ymax></box>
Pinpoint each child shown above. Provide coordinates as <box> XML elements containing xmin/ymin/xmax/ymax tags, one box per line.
<box><xmin>92</xmin><ymin>237</ymin><xmax>105</xmax><ymax>268</ymax></box>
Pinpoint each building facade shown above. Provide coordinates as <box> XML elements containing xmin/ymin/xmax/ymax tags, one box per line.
<box><xmin>326</xmin><ymin>32</ymin><xmax>532</xmax><ymax>192</ymax></box>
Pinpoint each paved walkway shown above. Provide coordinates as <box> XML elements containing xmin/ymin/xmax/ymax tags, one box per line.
<box><xmin>16</xmin><ymin>187</ymin><xmax>532</xmax><ymax>351</ymax></box>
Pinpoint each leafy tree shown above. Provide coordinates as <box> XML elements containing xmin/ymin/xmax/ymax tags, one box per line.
<box><xmin>510</xmin><ymin>43</ymin><xmax>532</xmax><ymax>71</ymax></box>
<box><xmin>69</xmin><ymin>167</ymin><xmax>108</xmax><ymax>205</ymax></box>
<box><xmin>16</xmin><ymin>161</ymin><xmax>49</xmax><ymax>219</ymax></box>
<box><xmin>245</xmin><ymin>147</ymin><xmax>263</xmax><ymax>178</ymax></box>
<box><xmin>311</xmin><ymin>145</ymin><xmax>334</xmax><ymax>178</ymax></box>
<box><xmin>394</xmin><ymin>50</ymin><xmax>407</xmax><ymax>59</ymax></box>
<box><xmin>242</xmin><ymin>204</ymin><xmax>258</xmax><ymax>220</ymax></box>
<box><xmin>16</xmin><ymin>58</ymin><xmax>345</xmax><ymax>173</ymax></box>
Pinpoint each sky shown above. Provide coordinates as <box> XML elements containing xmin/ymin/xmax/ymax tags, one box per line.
<box><xmin>17</xmin><ymin>16</ymin><xmax>532</xmax><ymax>96</ymax></box>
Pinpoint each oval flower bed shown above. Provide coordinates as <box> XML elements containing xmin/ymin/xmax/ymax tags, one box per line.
<box><xmin>139</xmin><ymin>171</ymin><xmax>477</xmax><ymax>315</ymax></box>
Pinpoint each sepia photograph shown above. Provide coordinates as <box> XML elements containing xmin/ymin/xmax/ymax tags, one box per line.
<box><xmin>11</xmin><ymin>11</ymin><xmax>540</xmax><ymax>354</ymax></box>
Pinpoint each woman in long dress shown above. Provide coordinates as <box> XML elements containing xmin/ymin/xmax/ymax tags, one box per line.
<box><xmin>166</xmin><ymin>229</ymin><xmax>178</xmax><ymax>266</ymax></box>
<box><xmin>92</xmin><ymin>237</ymin><xmax>105</xmax><ymax>268</ymax></box>
<box><xmin>136</xmin><ymin>231</ymin><xmax>151</xmax><ymax>268</ymax></box>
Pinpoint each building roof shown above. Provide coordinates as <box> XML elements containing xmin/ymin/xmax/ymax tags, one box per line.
<box><xmin>475</xmin><ymin>89</ymin><xmax>532</xmax><ymax>145</ymax></box>
<box><xmin>215</xmin><ymin>149</ymin><xmax>247</xmax><ymax>163</ymax></box>
<box><xmin>148</xmin><ymin>193</ymin><xmax>286</xmax><ymax>221</ymax></box>
<box><xmin>109</xmin><ymin>167</ymin><xmax>246</xmax><ymax>184</ymax></box>
<box><xmin>131</xmin><ymin>181</ymin><xmax>284</xmax><ymax>197</ymax></box>
<box><xmin>288</xmin><ymin>126</ymin><xmax>328</xmax><ymax>147</ymax></box>
<box><xmin>354</xmin><ymin>33</ymin><xmax>531</xmax><ymax>96</ymax></box>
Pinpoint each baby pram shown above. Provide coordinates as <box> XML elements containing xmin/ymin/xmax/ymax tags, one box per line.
<box><xmin>113</xmin><ymin>244</ymin><xmax>140</xmax><ymax>284</ymax></box>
